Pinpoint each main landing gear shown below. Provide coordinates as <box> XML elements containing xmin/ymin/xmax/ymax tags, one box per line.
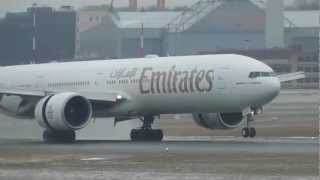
<box><xmin>130</xmin><ymin>115</ymin><xmax>163</xmax><ymax>142</ymax></box>
<box><xmin>241</xmin><ymin>112</ymin><xmax>256</xmax><ymax>138</ymax></box>
<box><xmin>43</xmin><ymin>130</ymin><xmax>76</xmax><ymax>143</ymax></box>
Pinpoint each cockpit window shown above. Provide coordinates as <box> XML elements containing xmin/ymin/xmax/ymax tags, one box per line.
<box><xmin>249</xmin><ymin>72</ymin><xmax>276</xmax><ymax>78</ymax></box>
<box><xmin>261</xmin><ymin>72</ymin><xmax>269</xmax><ymax>77</ymax></box>
<box><xmin>249</xmin><ymin>72</ymin><xmax>260</xmax><ymax>78</ymax></box>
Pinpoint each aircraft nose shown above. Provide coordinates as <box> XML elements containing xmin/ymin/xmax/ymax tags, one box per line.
<box><xmin>256</xmin><ymin>77</ymin><xmax>281</xmax><ymax>106</ymax></box>
<box><xmin>267</xmin><ymin>77</ymin><xmax>281</xmax><ymax>101</ymax></box>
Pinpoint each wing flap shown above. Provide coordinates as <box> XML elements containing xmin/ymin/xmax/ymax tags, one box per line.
<box><xmin>277</xmin><ymin>72</ymin><xmax>305</xmax><ymax>82</ymax></box>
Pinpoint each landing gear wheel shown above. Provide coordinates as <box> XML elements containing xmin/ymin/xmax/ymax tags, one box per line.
<box><xmin>130</xmin><ymin>115</ymin><xmax>164</xmax><ymax>142</ymax></box>
<box><xmin>43</xmin><ymin>130</ymin><xmax>76</xmax><ymax>143</ymax></box>
<box><xmin>249</xmin><ymin>127</ymin><xmax>256</xmax><ymax>138</ymax></box>
<box><xmin>241</xmin><ymin>110</ymin><xmax>257</xmax><ymax>138</ymax></box>
<box><xmin>241</xmin><ymin>128</ymin><xmax>249</xmax><ymax>138</ymax></box>
<box><xmin>130</xmin><ymin>129</ymin><xmax>163</xmax><ymax>142</ymax></box>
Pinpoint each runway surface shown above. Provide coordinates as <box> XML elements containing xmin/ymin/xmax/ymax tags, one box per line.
<box><xmin>0</xmin><ymin>89</ymin><xmax>319</xmax><ymax>179</ymax></box>
<box><xmin>0</xmin><ymin>137</ymin><xmax>318</xmax><ymax>180</ymax></box>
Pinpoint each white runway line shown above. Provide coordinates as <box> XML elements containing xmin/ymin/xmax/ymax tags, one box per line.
<box><xmin>282</xmin><ymin>137</ymin><xmax>318</xmax><ymax>140</ymax></box>
<box><xmin>80</xmin><ymin>157</ymin><xmax>105</xmax><ymax>161</ymax></box>
<box><xmin>165</xmin><ymin>136</ymin><xmax>318</xmax><ymax>142</ymax></box>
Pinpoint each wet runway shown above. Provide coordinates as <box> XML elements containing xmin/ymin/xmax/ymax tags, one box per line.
<box><xmin>0</xmin><ymin>137</ymin><xmax>318</xmax><ymax>179</ymax></box>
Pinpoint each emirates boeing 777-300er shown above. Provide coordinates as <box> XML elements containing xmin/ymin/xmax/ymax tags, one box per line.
<box><xmin>0</xmin><ymin>54</ymin><xmax>305</xmax><ymax>142</ymax></box>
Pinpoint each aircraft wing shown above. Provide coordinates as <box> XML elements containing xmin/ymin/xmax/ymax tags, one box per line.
<box><xmin>0</xmin><ymin>87</ymin><xmax>124</xmax><ymax>103</ymax></box>
<box><xmin>277</xmin><ymin>71</ymin><xmax>306</xmax><ymax>82</ymax></box>
<box><xmin>0</xmin><ymin>88</ymin><xmax>45</xmax><ymax>97</ymax></box>
<box><xmin>77</xmin><ymin>91</ymin><xmax>125</xmax><ymax>102</ymax></box>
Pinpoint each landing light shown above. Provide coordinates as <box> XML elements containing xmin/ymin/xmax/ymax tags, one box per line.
<box><xmin>116</xmin><ymin>95</ymin><xmax>123</xmax><ymax>100</ymax></box>
<box><xmin>251</xmin><ymin>107</ymin><xmax>263</xmax><ymax>115</ymax></box>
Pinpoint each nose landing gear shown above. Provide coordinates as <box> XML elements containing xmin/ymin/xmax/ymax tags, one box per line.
<box><xmin>130</xmin><ymin>115</ymin><xmax>163</xmax><ymax>142</ymax></box>
<box><xmin>241</xmin><ymin>112</ymin><xmax>256</xmax><ymax>138</ymax></box>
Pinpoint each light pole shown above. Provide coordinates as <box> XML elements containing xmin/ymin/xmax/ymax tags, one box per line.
<box><xmin>139</xmin><ymin>3</ymin><xmax>145</xmax><ymax>57</ymax></box>
<box><xmin>32</xmin><ymin>3</ymin><xmax>37</xmax><ymax>63</ymax></box>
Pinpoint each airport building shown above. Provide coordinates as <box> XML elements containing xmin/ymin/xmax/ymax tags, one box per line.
<box><xmin>0</xmin><ymin>6</ymin><xmax>76</xmax><ymax>65</ymax></box>
<box><xmin>77</xmin><ymin>0</ymin><xmax>319</xmax><ymax>89</ymax></box>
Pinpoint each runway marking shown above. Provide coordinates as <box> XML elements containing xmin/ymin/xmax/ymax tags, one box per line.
<box><xmin>80</xmin><ymin>157</ymin><xmax>105</xmax><ymax>161</ymax></box>
<box><xmin>282</xmin><ymin>137</ymin><xmax>318</xmax><ymax>140</ymax></box>
<box><xmin>80</xmin><ymin>155</ymin><xmax>128</xmax><ymax>161</ymax></box>
<box><xmin>165</xmin><ymin>136</ymin><xmax>236</xmax><ymax>140</ymax></box>
<box><xmin>165</xmin><ymin>136</ymin><xmax>318</xmax><ymax>142</ymax></box>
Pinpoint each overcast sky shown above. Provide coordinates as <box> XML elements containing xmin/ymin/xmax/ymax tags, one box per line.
<box><xmin>0</xmin><ymin>0</ymin><xmax>294</xmax><ymax>18</ymax></box>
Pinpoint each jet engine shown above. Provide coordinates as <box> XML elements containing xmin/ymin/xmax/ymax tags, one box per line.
<box><xmin>192</xmin><ymin>112</ymin><xmax>243</xmax><ymax>129</ymax></box>
<box><xmin>35</xmin><ymin>92</ymin><xmax>92</xmax><ymax>131</ymax></box>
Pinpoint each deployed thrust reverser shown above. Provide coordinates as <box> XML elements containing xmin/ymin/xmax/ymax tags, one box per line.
<box><xmin>35</xmin><ymin>92</ymin><xmax>92</xmax><ymax>142</ymax></box>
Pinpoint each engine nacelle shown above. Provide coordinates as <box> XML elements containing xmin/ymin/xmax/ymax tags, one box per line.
<box><xmin>35</xmin><ymin>92</ymin><xmax>92</xmax><ymax>131</ymax></box>
<box><xmin>193</xmin><ymin>112</ymin><xmax>243</xmax><ymax>129</ymax></box>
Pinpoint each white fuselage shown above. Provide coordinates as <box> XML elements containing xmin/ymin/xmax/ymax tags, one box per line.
<box><xmin>0</xmin><ymin>54</ymin><xmax>280</xmax><ymax>117</ymax></box>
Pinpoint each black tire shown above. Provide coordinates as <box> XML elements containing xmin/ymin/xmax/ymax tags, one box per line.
<box><xmin>249</xmin><ymin>127</ymin><xmax>256</xmax><ymax>138</ymax></box>
<box><xmin>130</xmin><ymin>129</ymin><xmax>163</xmax><ymax>142</ymax></box>
<box><xmin>130</xmin><ymin>129</ymin><xmax>142</xmax><ymax>141</ymax></box>
<box><xmin>149</xmin><ymin>129</ymin><xmax>163</xmax><ymax>142</ymax></box>
<box><xmin>241</xmin><ymin>128</ymin><xmax>249</xmax><ymax>138</ymax></box>
<box><xmin>43</xmin><ymin>130</ymin><xmax>76</xmax><ymax>143</ymax></box>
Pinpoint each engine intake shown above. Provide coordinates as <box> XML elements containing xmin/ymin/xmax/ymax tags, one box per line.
<box><xmin>35</xmin><ymin>92</ymin><xmax>92</xmax><ymax>131</ymax></box>
<box><xmin>193</xmin><ymin>112</ymin><xmax>243</xmax><ymax>129</ymax></box>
